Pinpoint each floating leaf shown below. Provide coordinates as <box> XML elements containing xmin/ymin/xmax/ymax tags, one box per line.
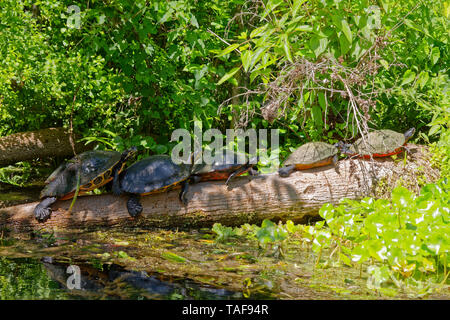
<box><xmin>161</xmin><ymin>251</ymin><xmax>187</xmax><ymax>263</ymax></box>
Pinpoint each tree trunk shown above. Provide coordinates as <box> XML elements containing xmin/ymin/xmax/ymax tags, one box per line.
<box><xmin>0</xmin><ymin>145</ymin><xmax>438</xmax><ymax>234</ymax></box>
<box><xmin>0</xmin><ymin>128</ymin><xmax>92</xmax><ymax>167</ymax></box>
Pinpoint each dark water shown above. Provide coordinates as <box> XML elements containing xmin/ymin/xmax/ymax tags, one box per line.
<box><xmin>0</xmin><ymin>257</ymin><xmax>267</xmax><ymax>300</ymax></box>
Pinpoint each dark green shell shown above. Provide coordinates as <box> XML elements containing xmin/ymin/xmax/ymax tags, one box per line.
<box><xmin>284</xmin><ymin>142</ymin><xmax>338</xmax><ymax>165</ymax></box>
<box><xmin>40</xmin><ymin>150</ymin><xmax>122</xmax><ymax>198</ymax></box>
<box><xmin>348</xmin><ymin>129</ymin><xmax>406</xmax><ymax>155</ymax></box>
<box><xmin>119</xmin><ymin>155</ymin><xmax>191</xmax><ymax>195</ymax></box>
<box><xmin>192</xmin><ymin>150</ymin><xmax>248</xmax><ymax>175</ymax></box>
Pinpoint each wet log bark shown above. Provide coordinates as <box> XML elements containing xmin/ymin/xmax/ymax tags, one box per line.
<box><xmin>0</xmin><ymin>145</ymin><xmax>438</xmax><ymax>234</ymax></box>
<box><xmin>0</xmin><ymin>127</ymin><xmax>92</xmax><ymax>167</ymax></box>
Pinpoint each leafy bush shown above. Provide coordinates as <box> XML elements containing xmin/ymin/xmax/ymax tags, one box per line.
<box><xmin>313</xmin><ymin>180</ymin><xmax>449</xmax><ymax>293</ymax></box>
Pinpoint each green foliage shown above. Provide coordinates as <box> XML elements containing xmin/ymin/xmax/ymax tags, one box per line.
<box><xmin>430</xmin><ymin>128</ymin><xmax>450</xmax><ymax>178</ymax></box>
<box><xmin>218</xmin><ymin>0</ymin><xmax>449</xmax><ymax>147</ymax></box>
<box><xmin>211</xmin><ymin>223</ymin><xmax>238</xmax><ymax>243</ymax></box>
<box><xmin>0</xmin><ymin>0</ymin><xmax>240</xmax><ymax>153</ymax></box>
<box><xmin>314</xmin><ymin>180</ymin><xmax>449</xmax><ymax>293</ymax></box>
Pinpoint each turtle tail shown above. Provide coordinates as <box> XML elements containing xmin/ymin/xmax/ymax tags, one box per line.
<box><xmin>404</xmin><ymin>128</ymin><xmax>416</xmax><ymax>142</ymax></box>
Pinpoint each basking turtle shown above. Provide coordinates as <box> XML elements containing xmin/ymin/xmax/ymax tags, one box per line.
<box><xmin>113</xmin><ymin>155</ymin><xmax>193</xmax><ymax>217</ymax></box>
<box><xmin>191</xmin><ymin>150</ymin><xmax>259</xmax><ymax>185</ymax></box>
<box><xmin>34</xmin><ymin>147</ymin><xmax>137</xmax><ymax>222</ymax></box>
<box><xmin>278</xmin><ymin>142</ymin><xmax>340</xmax><ymax>177</ymax></box>
<box><xmin>341</xmin><ymin>128</ymin><xmax>415</xmax><ymax>158</ymax></box>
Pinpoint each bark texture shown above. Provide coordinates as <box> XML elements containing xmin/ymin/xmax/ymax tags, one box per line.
<box><xmin>0</xmin><ymin>127</ymin><xmax>91</xmax><ymax>167</ymax></box>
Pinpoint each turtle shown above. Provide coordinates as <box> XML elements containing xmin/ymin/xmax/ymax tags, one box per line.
<box><xmin>112</xmin><ymin>154</ymin><xmax>193</xmax><ymax>217</ymax></box>
<box><xmin>191</xmin><ymin>150</ymin><xmax>259</xmax><ymax>185</ymax></box>
<box><xmin>278</xmin><ymin>142</ymin><xmax>341</xmax><ymax>177</ymax></box>
<box><xmin>34</xmin><ymin>147</ymin><xmax>137</xmax><ymax>222</ymax></box>
<box><xmin>341</xmin><ymin>128</ymin><xmax>415</xmax><ymax>158</ymax></box>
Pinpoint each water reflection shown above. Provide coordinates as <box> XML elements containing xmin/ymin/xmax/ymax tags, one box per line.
<box><xmin>1</xmin><ymin>257</ymin><xmax>254</xmax><ymax>300</ymax></box>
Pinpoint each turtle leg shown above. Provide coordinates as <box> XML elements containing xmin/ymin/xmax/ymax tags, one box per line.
<box><xmin>112</xmin><ymin>167</ymin><xmax>122</xmax><ymax>196</ymax></box>
<box><xmin>126</xmin><ymin>194</ymin><xmax>143</xmax><ymax>217</ymax></box>
<box><xmin>249</xmin><ymin>167</ymin><xmax>259</xmax><ymax>176</ymax></box>
<box><xmin>179</xmin><ymin>180</ymin><xmax>190</xmax><ymax>205</ymax></box>
<box><xmin>34</xmin><ymin>197</ymin><xmax>58</xmax><ymax>222</ymax></box>
<box><xmin>278</xmin><ymin>165</ymin><xmax>295</xmax><ymax>177</ymax></box>
<box><xmin>190</xmin><ymin>175</ymin><xmax>203</xmax><ymax>184</ymax></box>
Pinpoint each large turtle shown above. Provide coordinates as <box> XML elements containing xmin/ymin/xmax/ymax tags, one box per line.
<box><xmin>278</xmin><ymin>142</ymin><xmax>340</xmax><ymax>177</ymax></box>
<box><xmin>341</xmin><ymin>128</ymin><xmax>415</xmax><ymax>158</ymax></box>
<box><xmin>112</xmin><ymin>155</ymin><xmax>193</xmax><ymax>217</ymax></box>
<box><xmin>191</xmin><ymin>150</ymin><xmax>259</xmax><ymax>185</ymax></box>
<box><xmin>34</xmin><ymin>147</ymin><xmax>137</xmax><ymax>222</ymax></box>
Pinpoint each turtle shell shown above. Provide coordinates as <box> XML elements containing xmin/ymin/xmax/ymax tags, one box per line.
<box><xmin>192</xmin><ymin>150</ymin><xmax>248</xmax><ymax>180</ymax></box>
<box><xmin>347</xmin><ymin>129</ymin><xmax>407</xmax><ymax>157</ymax></box>
<box><xmin>40</xmin><ymin>150</ymin><xmax>123</xmax><ymax>199</ymax></box>
<box><xmin>119</xmin><ymin>155</ymin><xmax>191</xmax><ymax>195</ymax></box>
<box><xmin>283</xmin><ymin>142</ymin><xmax>338</xmax><ymax>169</ymax></box>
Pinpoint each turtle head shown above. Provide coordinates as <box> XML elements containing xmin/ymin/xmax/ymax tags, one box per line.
<box><xmin>335</xmin><ymin>141</ymin><xmax>352</xmax><ymax>155</ymax></box>
<box><xmin>404</xmin><ymin>128</ymin><xmax>415</xmax><ymax>142</ymax></box>
<box><xmin>122</xmin><ymin>146</ymin><xmax>138</xmax><ymax>161</ymax></box>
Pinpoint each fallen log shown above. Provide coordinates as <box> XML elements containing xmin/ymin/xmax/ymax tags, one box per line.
<box><xmin>0</xmin><ymin>127</ymin><xmax>92</xmax><ymax>167</ymax></box>
<box><xmin>0</xmin><ymin>145</ymin><xmax>439</xmax><ymax>234</ymax></box>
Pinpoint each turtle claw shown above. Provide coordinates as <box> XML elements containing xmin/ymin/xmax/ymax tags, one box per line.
<box><xmin>126</xmin><ymin>196</ymin><xmax>143</xmax><ymax>217</ymax></box>
<box><xmin>34</xmin><ymin>197</ymin><xmax>57</xmax><ymax>222</ymax></box>
<box><xmin>34</xmin><ymin>207</ymin><xmax>52</xmax><ymax>222</ymax></box>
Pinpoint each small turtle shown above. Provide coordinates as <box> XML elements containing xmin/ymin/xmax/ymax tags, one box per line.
<box><xmin>341</xmin><ymin>128</ymin><xmax>415</xmax><ymax>158</ymax></box>
<box><xmin>191</xmin><ymin>150</ymin><xmax>259</xmax><ymax>185</ymax></box>
<box><xmin>278</xmin><ymin>142</ymin><xmax>340</xmax><ymax>177</ymax></box>
<box><xmin>113</xmin><ymin>155</ymin><xmax>193</xmax><ymax>217</ymax></box>
<box><xmin>34</xmin><ymin>147</ymin><xmax>137</xmax><ymax>222</ymax></box>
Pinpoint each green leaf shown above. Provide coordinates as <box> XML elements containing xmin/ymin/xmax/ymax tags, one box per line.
<box><xmin>190</xmin><ymin>14</ymin><xmax>199</xmax><ymax>28</ymax></box>
<box><xmin>311</xmin><ymin>105</ymin><xmax>323</xmax><ymax>129</ymax></box>
<box><xmin>417</xmin><ymin>71</ymin><xmax>429</xmax><ymax>89</ymax></box>
<box><xmin>318</xmin><ymin>92</ymin><xmax>326</xmax><ymax>111</ymax></box>
<box><xmin>250</xmin><ymin>26</ymin><xmax>266</xmax><ymax>38</ymax></box>
<box><xmin>295</xmin><ymin>25</ymin><xmax>313</xmax><ymax>32</ymax></box>
<box><xmin>217</xmin><ymin>67</ymin><xmax>240</xmax><ymax>85</ymax></box>
<box><xmin>400</xmin><ymin>70</ymin><xmax>416</xmax><ymax>86</ymax></box>
<box><xmin>216</xmin><ymin>43</ymin><xmax>240</xmax><ymax>57</ymax></box>
<box><xmin>428</xmin><ymin>124</ymin><xmax>440</xmax><ymax>136</ymax></box>
<box><xmin>281</xmin><ymin>34</ymin><xmax>293</xmax><ymax>63</ymax></box>
<box><xmin>341</xmin><ymin>19</ymin><xmax>352</xmax><ymax>44</ymax></box>
<box><xmin>339</xmin><ymin>33</ymin><xmax>351</xmax><ymax>56</ymax></box>
<box><xmin>431</xmin><ymin>47</ymin><xmax>440</xmax><ymax>65</ymax></box>
<box><xmin>309</xmin><ymin>36</ymin><xmax>328</xmax><ymax>58</ymax></box>
<box><xmin>292</xmin><ymin>0</ymin><xmax>307</xmax><ymax>17</ymax></box>
<box><xmin>241</xmin><ymin>50</ymin><xmax>253</xmax><ymax>72</ymax></box>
